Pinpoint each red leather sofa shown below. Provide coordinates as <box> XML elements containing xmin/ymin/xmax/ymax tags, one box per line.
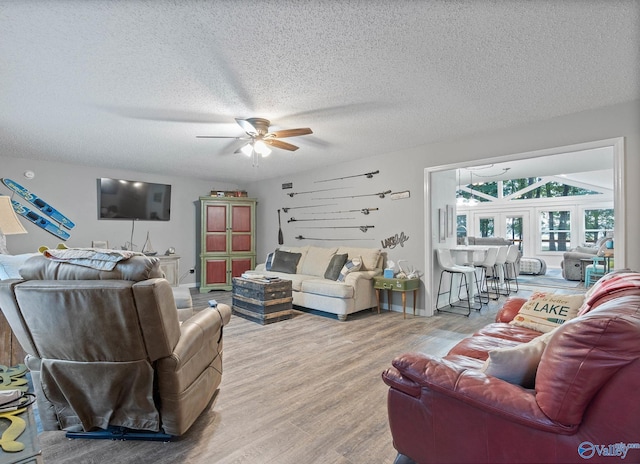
<box><xmin>382</xmin><ymin>271</ymin><xmax>640</xmax><ymax>464</ymax></box>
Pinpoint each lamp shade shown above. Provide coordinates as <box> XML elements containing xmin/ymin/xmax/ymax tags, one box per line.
<box><xmin>0</xmin><ymin>196</ymin><xmax>27</xmax><ymax>235</ymax></box>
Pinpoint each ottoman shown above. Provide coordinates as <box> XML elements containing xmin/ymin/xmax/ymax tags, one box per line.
<box><xmin>519</xmin><ymin>257</ymin><xmax>547</xmax><ymax>275</ymax></box>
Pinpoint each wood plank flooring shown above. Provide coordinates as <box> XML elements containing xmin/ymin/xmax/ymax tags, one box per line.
<box><xmin>37</xmin><ymin>284</ymin><xmax>578</xmax><ymax>464</ymax></box>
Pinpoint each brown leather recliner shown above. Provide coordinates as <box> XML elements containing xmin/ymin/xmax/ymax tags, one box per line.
<box><xmin>0</xmin><ymin>254</ymin><xmax>231</xmax><ymax>438</ymax></box>
<box><xmin>382</xmin><ymin>278</ymin><xmax>640</xmax><ymax>463</ymax></box>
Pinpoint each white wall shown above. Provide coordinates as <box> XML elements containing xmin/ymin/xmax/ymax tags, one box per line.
<box><xmin>0</xmin><ymin>157</ymin><xmax>238</xmax><ymax>286</ymax></box>
<box><xmin>250</xmin><ymin>100</ymin><xmax>640</xmax><ymax>315</ymax></box>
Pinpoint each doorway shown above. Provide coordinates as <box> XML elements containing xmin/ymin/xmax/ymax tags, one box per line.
<box><xmin>424</xmin><ymin>137</ymin><xmax>625</xmax><ymax>317</ymax></box>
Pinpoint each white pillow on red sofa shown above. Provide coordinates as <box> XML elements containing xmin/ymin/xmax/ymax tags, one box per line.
<box><xmin>509</xmin><ymin>291</ymin><xmax>584</xmax><ymax>333</ymax></box>
<box><xmin>481</xmin><ymin>329</ymin><xmax>556</xmax><ymax>388</ymax></box>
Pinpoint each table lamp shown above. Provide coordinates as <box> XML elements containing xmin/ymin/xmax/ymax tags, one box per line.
<box><xmin>0</xmin><ymin>196</ymin><xmax>27</xmax><ymax>254</ymax></box>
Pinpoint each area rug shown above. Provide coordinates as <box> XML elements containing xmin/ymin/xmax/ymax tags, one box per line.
<box><xmin>517</xmin><ymin>268</ymin><xmax>584</xmax><ymax>290</ymax></box>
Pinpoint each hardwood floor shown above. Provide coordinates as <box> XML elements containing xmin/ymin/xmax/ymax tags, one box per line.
<box><xmin>37</xmin><ymin>285</ymin><xmax>574</xmax><ymax>464</ymax></box>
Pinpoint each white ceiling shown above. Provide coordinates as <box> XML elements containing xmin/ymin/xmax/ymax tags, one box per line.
<box><xmin>1</xmin><ymin>1</ymin><xmax>638</xmax><ymax>184</ymax></box>
<box><xmin>458</xmin><ymin>146</ymin><xmax>615</xmax><ymax>190</ymax></box>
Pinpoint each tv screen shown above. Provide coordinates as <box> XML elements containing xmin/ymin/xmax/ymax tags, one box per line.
<box><xmin>98</xmin><ymin>178</ymin><xmax>171</xmax><ymax>221</ymax></box>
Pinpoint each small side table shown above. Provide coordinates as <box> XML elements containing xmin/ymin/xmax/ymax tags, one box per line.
<box><xmin>373</xmin><ymin>276</ymin><xmax>420</xmax><ymax>319</ymax></box>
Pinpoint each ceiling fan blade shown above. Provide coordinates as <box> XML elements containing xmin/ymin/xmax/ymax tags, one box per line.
<box><xmin>265</xmin><ymin>139</ymin><xmax>299</xmax><ymax>151</ymax></box>
<box><xmin>235</xmin><ymin>118</ymin><xmax>259</xmax><ymax>136</ymax></box>
<box><xmin>267</xmin><ymin>128</ymin><xmax>313</xmax><ymax>138</ymax></box>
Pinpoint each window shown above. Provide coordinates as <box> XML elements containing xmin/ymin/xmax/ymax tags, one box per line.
<box><xmin>479</xmin><ymin>217</ymin><xmax>494</xmax><ymax>237</ymax></box>
<box><xmin>540</xmin><ymin>210</ymin><xmax>571</xmax><ymax>251</ymax></box>
<box><xmin>506</xmin><ymin>216</ymin><xmax>524</xmax><ymax>251</ymax></box>
<box><xmin>456</xmin><ymin>214</ymin><xmax>467</xmax><ymax>243</ymax></box>
<box><xmin>584</xmin><ymin>208</ymin><xmax>614</xmax><ymax>245</ymax></box>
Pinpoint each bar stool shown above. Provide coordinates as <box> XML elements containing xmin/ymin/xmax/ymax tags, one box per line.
<box><xmin>504</xmin><ymin>244</ymin><xmax>520</xmax><ymax>293</ymax></box>
<box><xmin>472</xmin><ymin>247</ymin><xmax>499</xmax><ymax>302</ymax></box>
<box><xmin>435</xmin><ymin>249</ymin><xmax>482</xmax><ymax>316</ymax></box>
<box><xmin>492</xmin><ymin>246</ymin><xmax>510</xmax><ymax>296</ymax></box>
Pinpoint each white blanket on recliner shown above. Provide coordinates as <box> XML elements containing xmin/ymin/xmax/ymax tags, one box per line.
<box><xmin>42</xmin><ymin>248</ymin><xmax>138</xmax><ymax>271</ymax></box>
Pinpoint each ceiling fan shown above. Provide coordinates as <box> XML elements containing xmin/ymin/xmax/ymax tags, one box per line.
<box><xmin>196</xmin><ymin>118</ymin><xmax>313</xmax><ymax>165</ymax></box>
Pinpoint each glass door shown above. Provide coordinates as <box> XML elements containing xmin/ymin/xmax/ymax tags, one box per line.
<box><xmin>470</xmin><ymin>211</ymin><xmax>530</xmax><ymax>255</ymax></box>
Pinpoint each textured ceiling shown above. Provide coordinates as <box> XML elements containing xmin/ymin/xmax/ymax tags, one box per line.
<box><xmin>1</xmin><ymin>0</ymin><xmax>639</xmax><ymax>184</ymax></box>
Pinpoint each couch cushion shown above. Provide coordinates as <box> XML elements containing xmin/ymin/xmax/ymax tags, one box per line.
<box><xmin>324</xmin><ymin>253</ymin><xmax>348</xmax><ymax>280</ymax></box>
<box><xmin>300</xmin><ymin>246</ymin><xmax>337</xmax><ymax>277</ymax></box>
<box><xmin>536</xmin><ymin>295</ymin><xmax>640</xmax><ymax>426</ymax></box>
<box><xmin>510</xmin><ymin>291</ymin><xmax>584</xmax><ymax>333</ymax></box>
<box><xmin>447</xmin><ymin>335</ymin><xmax>522</xmax><ymax>361</ymax></box>
<box><xmin>300</xmin><ymin>279</ymin><xmax>354</xmax><ymax>299</ymax></box>
<box><xmin>337</xmin><ymin>257</ymin><xmax>362</xmax><ymax>282</ymax></box>
<box><xmin>280</xmin><ymin>245</ymin><xmax>309</xmax><ymax>273</ymax></box>
<box><xmin>480</xmin><ymin>330</ymin><xmax>555</xmax><ymax>388</ymax></box>
<box><xmin>19</xmin><ymin>254</ymin><xmax>163</xmax><ymax>282</ymax></box>
<box><xmin>264</xmin><ymin>252</ymin><xmax>275</xmax><ymax>271</ymax></box>
<box><xmin>474</xmin><ymin>322</ymin><xmax>542</xmax><ymax>343</ymax></box>
<box><xmin>337</xmin><ymin>247</ymin><xmax>381</xmax><ymax>271</ymax></box>
<box><xmin>260</xmin><ymin>271</ymin><xmax>309</xmax><ymax>291</ymax></box>
<box><xmin>270</xmin><ymin>250</ymin><xmax>302</xmax><ymax>274</ymax></box>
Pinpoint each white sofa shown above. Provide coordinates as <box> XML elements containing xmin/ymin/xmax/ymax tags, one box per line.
<box><xmin>253</xmin><ymin>245</ymin><xmax>384</xmax><ymax>321</ymax></box>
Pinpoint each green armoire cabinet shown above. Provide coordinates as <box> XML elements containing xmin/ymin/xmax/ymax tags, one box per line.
<box><xmin>199</xmin><ymin>196</ymin><xmax>256</xmax><ymax>292</ymax></box>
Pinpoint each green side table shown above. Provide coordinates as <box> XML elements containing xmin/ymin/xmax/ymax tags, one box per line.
<box><xmin>373</xmin><ymin>276</ymin><xmax>420</xmax><ymax>319</ymax></box>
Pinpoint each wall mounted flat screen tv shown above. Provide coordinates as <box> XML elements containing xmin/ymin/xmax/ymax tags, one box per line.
<box><xmin>98</xmin><ymin>178</ymin><xmax>171</xmax><ymax>221</ymax></box>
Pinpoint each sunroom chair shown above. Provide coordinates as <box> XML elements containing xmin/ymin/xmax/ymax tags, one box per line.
<box><xmin>585</xmin><ymin>256</ymin><xmax>606</xmax><ymax>287</ymax></box>
<box><xmin>0</xmin><ymin>254</ymin><xmax>231</xmax><ymax>440</ymax></box>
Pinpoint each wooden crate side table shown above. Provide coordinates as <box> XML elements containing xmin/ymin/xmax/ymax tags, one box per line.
<box><xmin>373</xmin><ymin>277</ymin><xmax>420</xmax><ymax>319</ymax></box>
<box><xmin>232</xmin><ymin>277</ymin><xmax>293</xmax><ymax>325</ymax></box>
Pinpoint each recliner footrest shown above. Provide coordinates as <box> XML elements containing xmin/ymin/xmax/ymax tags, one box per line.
<box><xmin>65</xmin><ymin>426</ymin><xmax>173</xmax><ymax>442</ymax></box>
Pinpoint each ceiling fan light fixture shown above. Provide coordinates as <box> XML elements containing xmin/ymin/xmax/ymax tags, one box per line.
<box><xmin>254</xmin><ymin>140</ymin><xmax>271</xmax><ymax>157</ymax></box>
<box><xmin>240</xmin><ymin>143</ymin><xmax>253</xmax><ymax>157</ymax></box>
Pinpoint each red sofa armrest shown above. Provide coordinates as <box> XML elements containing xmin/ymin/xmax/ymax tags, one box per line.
<box><xmin>495</xmin><ymin>297</ymin><xmax>528</xmax><ymax>323</ymax></box>
<box><xmin>390</xmin><ymin>353</ymin><xmax>577</xmax><ymax>434</ymax></box>
<box><xmin>381</xmin><ymin>367</ymin><xmax>421</xmax><ymax>398</ymax></box>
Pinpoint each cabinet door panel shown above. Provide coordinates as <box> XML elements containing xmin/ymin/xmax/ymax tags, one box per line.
<box><xmin>231</xmin><ymin>205</ymin><xmax>252</xmax><ymax>232</ymax></box>
<box><xmin>206</xmin><ymin>235</ymin><xmax>228</xmax><ymax>253</ymax></box>
<box><xmin>205</xmin><ymin>259</ymin><xmax>228</xmax><ymax>285</ymax></box>
<box><xmin>206</xmin><ymin>205</ymin><xmax>227</xmax><ymax>232</ymax></box>
<box><xmin>231</xmin><ymin>235</ymin><xmax>252</xmax><ymax>253</ymax></box>
<box><xmin>231</xmin><ymin>257</ymin><xmax>253</xmax><ymax>278</ymax></box>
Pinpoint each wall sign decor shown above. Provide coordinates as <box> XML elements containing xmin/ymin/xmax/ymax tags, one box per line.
<box><xmin>314</xmin><ymin>170</ymin><xmax>379</xmax><ymax>183</ymax></box>
<box><xmin>281</xmin><ymin>204</ymin><xmax>337</xmax><ymax>213</ymax></box>
<box><xmin>313</xmin><ymin>189</ymin><xmax>391</xmax><ymax>200</ymax></box>
<box><xmin>282</xmin><ymin>182</ymin><xmax>293</xmax><ymax>189</ymax></box>
<box><xmin>390</xmin><ymin>190</ymin><xmax>410</xmax><ymax>200</ymax></box>
<box><xmin>381</xmin><ymin>231</ymin><xmax>409</xmax><ymax>249</ymax></box>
